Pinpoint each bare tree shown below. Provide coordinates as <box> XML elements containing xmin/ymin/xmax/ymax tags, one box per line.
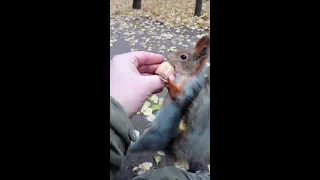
<box><xmin>133</xmin><ymin>0</ymin><xmax>142</xmax><ymax>9</ymax></box>
<box><xmin>194</xmin><ymin>0</ymin><xmax>203</xmax><ymax>16</ymax></box>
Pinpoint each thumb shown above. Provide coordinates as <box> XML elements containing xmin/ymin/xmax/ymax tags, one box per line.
<box><xmin>141</xmin><ymin>75</ymin><xmax>165</xmax><ymax>93</ymax></box>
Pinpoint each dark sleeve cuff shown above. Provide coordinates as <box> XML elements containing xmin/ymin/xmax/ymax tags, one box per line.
<box><xmin>110</xmin><ymin>96</ymin><xmax>137</xmax><ymax>168</ymax></box>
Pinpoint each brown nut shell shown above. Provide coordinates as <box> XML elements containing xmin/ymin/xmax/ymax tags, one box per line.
<box><xmin>155</xmin><ymin>62</ymin><xmax>175</xmax><ymax>81</ymax></box>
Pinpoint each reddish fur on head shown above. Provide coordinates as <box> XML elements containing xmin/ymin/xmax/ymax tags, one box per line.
<box><xmin>166</xmin><ymin>35</ymin><xmax>210</xmax><ymax>76</ymax></box>
<box><xmin>165</xmin><ymin>34</ymin><xmax>210</xmax><ymax>101</ymax></box>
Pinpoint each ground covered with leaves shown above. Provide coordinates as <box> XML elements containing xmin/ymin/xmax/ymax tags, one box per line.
<box><xmin>110</xmin><ymin>1</ymin><xmax>210</xmax><ymax>178</ymax></box>
<box><xmin>110</xmin><ymin>0</ymin><xmax>210</xmax><ymax>31</ymax></box>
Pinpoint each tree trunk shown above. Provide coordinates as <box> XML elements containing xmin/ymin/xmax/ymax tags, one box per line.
<box><xmin>133</xmin><ymin>0</ymin><xmax>142</xmax><ymax>9</ymax></box>
<box><xmin>194</xmin><ymin>0</ymin><xmax>203</xmax><ymax>16</ymax></box>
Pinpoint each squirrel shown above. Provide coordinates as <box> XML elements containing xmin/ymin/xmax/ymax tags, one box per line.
<box><xmin>167</xmin><ymin>61</ymin><xmax>210</xmax><ymax>163</ymax></box>
<box><xmin>127</xmin><ymin>35</ymin><xmax>210</xmax><ymax>163</ymax></box>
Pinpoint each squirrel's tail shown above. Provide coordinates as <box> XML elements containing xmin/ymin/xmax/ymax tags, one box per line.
<box><xmin>128</xmin><ymin>98</ymin><xmax>183</xmax><ymax>153</ymax></box>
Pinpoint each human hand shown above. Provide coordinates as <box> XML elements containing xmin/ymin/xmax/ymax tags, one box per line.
<box><xmin>110</xmin><ymin>51</ymin><xmax>173</xmax><ymax>117</ymax></box>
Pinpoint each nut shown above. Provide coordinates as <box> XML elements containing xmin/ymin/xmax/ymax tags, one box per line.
<box><xmin>155</xmin><ymin>62</ymin><xmax>175</xmax><ymax>81</ymax></box>
<box><xmin>179</xmin><ymin>121</ymin><xmax>187</xmax><ymax>131</ymax></box>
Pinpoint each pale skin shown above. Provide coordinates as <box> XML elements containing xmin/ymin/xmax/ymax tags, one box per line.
<box><xmin>110</xmin><ymin>51</ymin><xmax>175</xmax><ymax>117</ymax></box>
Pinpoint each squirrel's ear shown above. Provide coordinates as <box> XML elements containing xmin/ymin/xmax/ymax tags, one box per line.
<box><xmin>194</xmin><ymin>35</ymin><xmax>210</xmax><ymax>53</ymax></box>
<box><xmin>194</xmin><ymin>35</ymin><xmax>210</xmax><ymax>72</ymax></box>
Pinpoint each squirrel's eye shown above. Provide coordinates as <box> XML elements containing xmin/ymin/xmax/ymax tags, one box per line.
<box><xmin>180</xmin><ymin>54</ymin><xmax>188</xmax><ymax>60</ymax></box>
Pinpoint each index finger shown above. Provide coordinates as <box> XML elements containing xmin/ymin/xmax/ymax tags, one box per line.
<box><xmin>129</xmin><ymin>51</ymin><xmax>165</xmax><ymax>68</ymax></box>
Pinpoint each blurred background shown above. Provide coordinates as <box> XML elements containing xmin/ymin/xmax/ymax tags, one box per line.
<box><xmin>111</xmin><ymin>0</ymin><xmax>210</xmax><ymax>30</ymax></box>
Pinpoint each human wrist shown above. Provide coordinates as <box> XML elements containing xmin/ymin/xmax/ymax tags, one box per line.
<box><xmin>110</xmin><ymin>94</ymin><xmax>129</xmax><ymax>116</ymax></box>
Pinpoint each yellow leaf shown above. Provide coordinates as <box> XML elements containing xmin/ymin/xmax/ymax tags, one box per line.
<box><xmin>197</xmin><ymin>18</ymin><xmax>204</xmax><ymax>24</ymax></box>
<box><xmin>154</xmin><ymin>155</ymin><xmax>161</xmax><ymax>165</ymax></box>
<box><xmin>151</xmin><ymin>104</ymin><xmax>160</xmax><ymax>111</ymax></box>
<box><xmin>179</xmin><ymin>121</ymin><xmax>187</xmax><ymax>131</ymax></box>
<box><xmin>150</xmin><ymin>94</ymin><xmax>159</xmax><ymax>103</ymax></box>
<box><xmin>143</xmin><ymin>108</ymin><xmax>153</xmax><ymax>116</ymax></box>
<box><xmin>141</xmin><ymin>101</ymin><xmax>151</xmax><ymax>112</ymax></box>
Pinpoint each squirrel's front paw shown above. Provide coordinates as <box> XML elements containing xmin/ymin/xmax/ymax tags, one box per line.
<box><xmin>167</xmin><ymin>78</ymin><xmax>183</xmax><ymax>101</ymax></box>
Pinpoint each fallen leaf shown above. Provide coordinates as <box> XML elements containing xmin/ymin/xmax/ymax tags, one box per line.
<box><xmin>146</xmin><ymin>114</ymin><xmax>156</xmax><ymax>122</ymax></box>
<box><xmin>167</xmin><ymin>46</ymin><xmax>177</xmax><ymax>52</ymax></box>
<box><xmin>179</xmin><ymin>121</ymin><xmax>187</xmax><ymax>131</ymax></box>
<box><xmin>150</xmin><ymin>94</ymin><xmax>159</xmax><ymax>103</ymax></box>
<box><xmin>144</xmin><ymin>101</ymin><xmax>151</xmax><ymax>107</ymax></box>
<box><xmin>143</xmin><ymin>108</ymin><xmax>153</xmax><ymax>116</ymax></box>
<box><xmin>157</xmin><ymin>151</ymin><xmax>165</xmax><ymax>156</ymax></box>
<box><xmin>154</xmin><ymin>155</ymin><xmax>161</xmax><ymax>165</ymax></box>
<box><xmin>133</xmin><ymin>162</ymin><xmax>153</xmax><ymax>175</ymax></box>
<box><xmin>196</xmin><ymin>34</ymin><xmax>206</xmax><ymax>39</ymax></box>
<box><xmin>151</xmin><ymin>104</ymin><xmax>160</xmax><ymax>111</ymax></box>
<box><xmin>141</xmin><ymin>101</ymin><xmax>151</xmax><ymax>113</ymax></box>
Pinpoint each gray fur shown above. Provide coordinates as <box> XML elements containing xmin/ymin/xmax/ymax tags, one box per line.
<box><xmin>171</xmin><ymin>79</ymin><xmax>210</xmax><ymax>161</ymax></box>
